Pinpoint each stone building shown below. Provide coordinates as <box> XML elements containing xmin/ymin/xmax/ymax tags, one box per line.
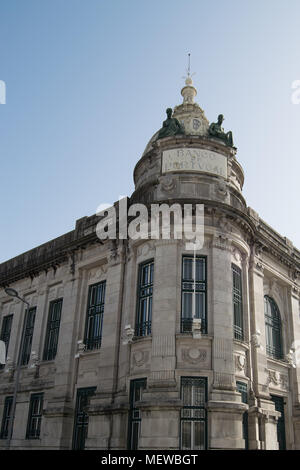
<box><xmin>0</xmin><ymin>77</ymin><xmax>300</xmax><ymax>450</ymax></box>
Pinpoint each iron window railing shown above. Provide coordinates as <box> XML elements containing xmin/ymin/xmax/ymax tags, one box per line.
<box><xmin>0</xmin><ymin>396</ymin><xmax>13</xmax><ymax>439</ymax></box>
<box><xmin>0</xmin><ymin>314</ymin><xmax>13</xmax><ymax>370</ymax></box>
<box><xmin>128</xmin><ymin>378</ymin><xmax>147</xmax><ymax>450</ymax></box>
<box><xmin>232</xmin><ymin>264</ymin><xmax>244</xmax><ymax>341</ymax></box>
<box><xmin>26</xmin><ymin>393</ymin><xmax>43</xmax><ymax>439</ymax></box>
<box><xmin>72</xmin><ymin>387</ymin><xmax>96</xmax><ymax>450</ymax></box>
<box><xmin>181</xmin><ymin>256</ymin><xmax>207</xmax><ymax>333</ymax></box>
<box><xmin>264</xmin><ymin>296</ymin><xmax>283</xmax><ymax>360</ymax></box>
<box><xmin>180</xmin><ymin>377</ymin><xmax>207</xmax><ymax>450</ymax></box>
<box><xmin>84</xmin><ymin>282</ymin><xmax>106</xmax><ymax>350</ymax></box>
<box><xmin>20</xmin><ymin>307</ymin><xmax>36</xmax><ymax>366</ymax></box>
<box><xmin>43</xmin><ymin>298</ymin><xmax>63</xmax><ymax>361</ymax></box>
<box><xmin>236</xmin><ymin>381</ymin><xmax>248</xmax><ymax>449</ymax></box>
<box><xmin>135</xmin><ymin>261</ymin><xmax>153</xmax><ymax>337</ymax></box>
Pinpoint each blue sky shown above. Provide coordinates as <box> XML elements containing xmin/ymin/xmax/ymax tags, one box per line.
<box><xmin>1</xmin><ymin>0</ymin><xmax>300</xmax><ymax>262</ymax></box>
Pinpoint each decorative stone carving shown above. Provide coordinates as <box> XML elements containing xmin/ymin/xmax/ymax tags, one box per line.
<box><xmin>123</xmin><ymin>325</ymin><xmax>135</xmax><ymax>345</ymax></box>
<box><xmin>235</xmin><ymin>354</ymin><xmax>246</xmax><ymax>372</ymax></box>
<box><xmin>252</xmin><ymin>329</ymin><xmax>263</xmax><ymax>350</ymax></box>
<box><xmin>181</xmin><ymin>348</ymin><xmax>207</xmax><ymax>364</ymax></box>
<box><xmin>286</xmin><ymin>347</ymin><xmax>297</xmax><ymax>368</ymax></box>
<box><xmin>158</xmin><ymin>174</ymin><xmax>177</xmax><ymax>195</ymax></box>
<box><xmin>4</xmin><ymin>357</ymin><xmax>14</xmax><ymax>380</ymax></box>
<box><xmin>216</xmin><ymin>180</ymin><xmax>228</xmax><ymax>199</ymax></box>
<box><xmin>211</xmin><ymin>235</ymin><xmax>231</xmax><ymax>251</ymax></box>
<box><xmin>108</xmin><ymin>242</ymin><xmax>124</xmax><ymax>266</ymax></box>
<box><xmin>28</xmin><ymin>351</ymin><xmax>40</xmax><ymax>378</ymax></box>
<box><xmin>88</xmin><ymin>265</ymin><xmax>107</xmax><ymax>281</ymax></box>
<box><xmin>137</xmin><ymin>241</ymin><xmax>155</xmax><ymax>258</ymax></box>
<box><xmin>232</xmin><ymin>248</ymin><xmax>242</xmax><ymax>263</ymax></box>
<box><xmin>268</xmin><ymin>369</ymin><xmax>288</xmax><ymax>390</ymax></box>
<box><xmin>74</xmin><ymin>340</ymin><xmax>86</xmax><ymax>359</ymax></box>
<box><xmin>132</xmin><ymin>350</ymin><xmax>149</xmax><ymax>368</ymax></box>
<box><xmin>218</xmin><ymin>215</ymin><xmax>231</xmax><ymax>233</ymax></box>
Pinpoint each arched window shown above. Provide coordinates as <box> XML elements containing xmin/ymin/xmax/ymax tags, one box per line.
<box><xmin>264</xmin><ymin>296</ymin><xmax>283</xmax><ymax>359</ymax></box>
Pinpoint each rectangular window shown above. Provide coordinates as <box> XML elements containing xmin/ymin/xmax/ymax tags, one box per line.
<box><xmin>270</xmin><ymin>395</ymin><xmax>286</xmax><ymax>450</ymax></box>
<box><xmin>236</xmin><ymin>381</ymin><xmax>248</xmax><ymax>449</ymax></box>
<box><xmin>20</xmin><ymin>308</ymin><xmax>36</xmax><ymax>366</ymax></box>
<box><xmin>180</xmin><ymin>377</ymin><xmax>207</xmax><ymax>450</ymax></box>
<box><xmin>135</xmin><ymin>260</ymin><xmax>154</xmax><ymax>337</ymax></box>
<box><xmin>128</xmin><ymin>378</ymin><xmax>147</xmax><ymax>450</ymax></box>
<box><xmin>84</xmin><ymin>282</ymin><xmax>106</xmax><ymax>350</ymax></box>
<box><xmin>72</xmin><ymin>387</ymin><xmax>96</xmax><ymax>450</ymax></box>
<box><xmin>181</xmin><ymin>256</ymin><xmax>207</xmax><ymax>333</ymax></box>
<box><xmin>43</xmin><ymin>299</ymin><xmax>63</xmax><ymax>361</ymax></box>
<box><xmin>0</xmin><ymin>396</ymin><xmax>13</xmax><ymax>439</ymax></box>
<box><xmin>26</xmin><ymin>393</ymin><xmax>43</xmax><ymax>439</ymax></box>
<box><xmin>232</xmin><ymin>264</ymin><xmax>244</xmax><ymax>340</ymax></box>
<box><xmin>0</xmin><ymin>314</ymin><xmax>13</xmax><ymax>369</ymax></box>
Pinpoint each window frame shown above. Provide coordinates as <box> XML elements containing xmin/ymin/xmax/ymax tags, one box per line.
<box><xmin>180</xmin><ymin>376</ymin><xmax>208</xmax><ymax>450</ymax></box>
<box><xmin>19</xmin><ymin>307</ymin><xmax>36</xmax><ymax>366</ymax></box>
<box><xmin>264</xmin><ymin>295</ymin><xmax>283</xmax><ymax>360</ymax></box>
<box><xmin>135</xmin><ymin>259</ymin><xmax>154</xmax><ymax>337</ymax></box>
<box><xmin>84</xmin><ymin>281</ymin><xmax>106</xmax><ymax>351</ymax></box>
<box><xmin>26</xmin><ymin>393</ymin><xmax>43</xmax><ymax>440</ymax></box>
<box><xmin>127</xmin><ymin>378</ymin><xmax>147</xmax><ymax>450</ymax></box>
<box><xmin>43</xmin><ymin>298</ymin><xmax>63</xmax><ymax>361</ymax></box>
<box><xmin>0</xmin><ymin>396</ymin><xmax>13</xmax><ymax>439</ymax></box>
<box><xmin>72</xmin><ymin>387</ymin><xmax>96</xmax><ymax>450</ymax></box>
<box><xmin>236</xmin><ymin>381</ymin><xmax>248</xmax><ymax>449</ymax></box>
<box><xmin>232</xmin><ymin>264</ymin><xmax>244</xmax><ymax>341</ymax></box>
<box><xmin>181</xmin><ymin>255</ymin><xmax>207</xmax><ymax>334</ymax></box>
<box><xmin>0</xmin><ymin>314</ymin><xmax>13</xmax><ymax>370</ymax></box>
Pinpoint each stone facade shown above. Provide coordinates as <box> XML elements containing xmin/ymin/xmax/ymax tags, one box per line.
<box><xmin>0</xmin><ymin>78</ymin><xmax>300</xmax><ymax>450</ymax></box>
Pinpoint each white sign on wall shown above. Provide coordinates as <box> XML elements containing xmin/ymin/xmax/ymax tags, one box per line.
<box><xmin>162</xmin><ymin>148</ymin><xmax>227</xmax><ymax>178</ymax></box>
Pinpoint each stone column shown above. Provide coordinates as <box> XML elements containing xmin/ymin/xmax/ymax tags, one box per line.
<box><xmin>139</xmin><ymin>240</ymin><xmax>179</xmax><ymax>449</ymax></box>
<box><xmin>208</xmin><ymin>235</ymin><xmax>247</xmax><ymax>450</ymax></box>
<box><xmin>248</xmin><ymin>255</ymin><xmax>279</xmax><ymax>449</ymax></box>
<box><xmin>87</xmin><ymin>243</ymin><xmax>126</xmax><ymax>450</ymax></box>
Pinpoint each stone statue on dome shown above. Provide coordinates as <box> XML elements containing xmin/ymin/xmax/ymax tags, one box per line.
<box><xmin>209</xmin><ymin>114</ymin><xmax>234</xmax><ymax>147</ymax></box>
<box><xmin>156</xmin><ymin>108</ymin><xmax>185</xmax><ymax>140</ymax></box>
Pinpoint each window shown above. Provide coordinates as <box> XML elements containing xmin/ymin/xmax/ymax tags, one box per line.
<box><xmin>128</xmin><ymin>378</ymin><xmax>146</xmax><ymax>450</ymax></box>
<box><xmin>270</xmin><ymin>395</ymin><xmax>286</xmax><ymax>450</ymax></box>
<box><xmin>43</xmin><ymin>299</ymin><xmax>63</xmax><ymax>361</ymax></box>
<box><xmin>264</xmin><ymin>296</ymin><xmax>283</xmax><ymax>359</ymax></box>
<box><xmin>0</xmin><ymin>396</ymin><xmax>13</xmax><ymax>439</ymax></box>
<box><xmin>232</xmin><ymin>264</ymin><xmax>244</xmax><ymax>340</ymax></box>
<box><xmin>181</xmin><ymin>256</ymin><xmax>207</xmax><ymax>333</ymax></box>
<box><xmin>236</xmin><ymin>381</ymin><xmax>248</xmax><ymax>449</ymax></box>
<box><xmin>180</xmin><ymin>377</ymin><xmax>207</xmax><ymax>450</ymax></box>
<box><xmin>20</xmin><ymin>308</ymin><xmax>36</xmax><ymax>366</ymax></box>
<box><xmin>84</xmin><ymin>282</ymin><xmax>106</xmax><ymax>350</ymax></box>
<box><xmin>72</xmin><ymin>387</ymin><xmax>96</xmax><ymax>450</ymax></box>
<box><xmin>135</xmin><ymin>260</ymin><xmax>153</xmax><ymax>337</ymax></box>
<box><xmin>26</xmin><ymin>393</ymin><xmax>43</xmax><ymax>439</ymax></box>
<box><xmin>0</xmin><ymin>314</ymin><xmax>13</xmax><ymax>370</ymax></box>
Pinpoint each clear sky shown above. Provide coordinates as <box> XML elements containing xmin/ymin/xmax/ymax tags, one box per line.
<box><xmin>1</xmin><ymin>0</ymin><xmax>300</xmax><ymax>263</ymax></box>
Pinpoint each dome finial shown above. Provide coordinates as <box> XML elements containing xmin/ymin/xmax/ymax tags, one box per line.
<box><xmin>181</xmin><ymin>53</ymin><xmax>197</xmax><ymax>103</ymax></box>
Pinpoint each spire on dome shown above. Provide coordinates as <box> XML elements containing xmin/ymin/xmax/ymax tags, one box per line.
<box><xmin>181</xmin><ymin>53</ymin><xmax>197</xmax><ymax>104</ymax></box>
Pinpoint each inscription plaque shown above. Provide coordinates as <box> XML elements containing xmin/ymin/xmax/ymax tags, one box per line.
<box><xmin>162</xmin><ymin>148</ymin><xmax>227</xmax><ymax>178</ymax></box>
